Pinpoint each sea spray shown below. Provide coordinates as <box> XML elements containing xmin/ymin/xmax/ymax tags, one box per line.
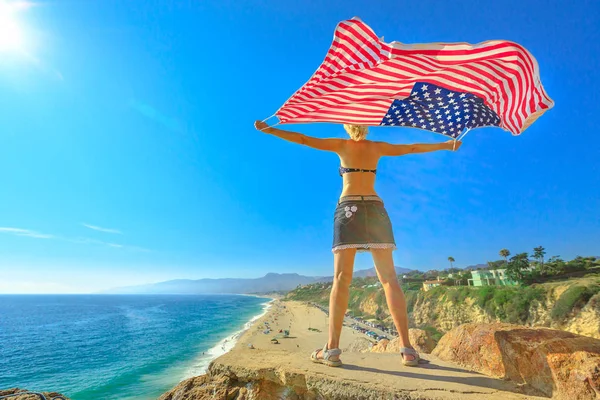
<box><xmin>183</xmin><ymin>298</ymin><xmax>274</xmax><ymax>378</ymax></box>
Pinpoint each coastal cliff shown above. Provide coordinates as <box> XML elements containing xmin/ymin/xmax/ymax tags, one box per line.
<box><xmin>410</xmin><ymin>278</ymin><xmax>600</xmax><ymax>339</ymax></box>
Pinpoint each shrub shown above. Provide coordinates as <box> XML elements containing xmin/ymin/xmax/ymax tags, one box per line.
<box><xmin>404</xmin><ymin>291</ymin><xmax>419</xmax><ymax>314</ymax></box>
<box><xmin>550</xmin><ymin>284</ymin><xmax>600</xmax><ymax>321</ymax></box>
<box><xmin>422</xmin><ymin>325</ymin><xmax>443</xmax><ymax>342</ymax></box>
<box><xmin>476</xmin><ymin>286</ymin><xmax>495</xmax><ymax>309</ymax></box>
<box><xmin>444</xmin><ymin>286</ymin><xmax>471</xmax><ymax>304</ymax></box>
<box><xmin>375</xmin><ymin>290</ymin><xmax>387</xmax><ymax>309</ymax></box>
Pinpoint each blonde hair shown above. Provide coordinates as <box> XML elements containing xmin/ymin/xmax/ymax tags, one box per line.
<box><xmin>343</xmin><ymin>124</ymin><xmax>369</xmax><ymax>141</ymax></box>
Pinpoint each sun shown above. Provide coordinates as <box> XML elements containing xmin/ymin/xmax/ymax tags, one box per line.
<box><xmin>0</xmin><ymin>1</ymin><xmax>27</xmax><ymax>52</ymax></box>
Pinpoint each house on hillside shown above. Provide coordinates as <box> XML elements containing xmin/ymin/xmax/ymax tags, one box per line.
<box><xmin>467</xmin><ymin>269</ymin><xmax>518</xmax><ymax>286</ymax></box>
<box><xmin>422</xmin><ymin>279</ymin><xmax>444</xmax><ymax>291</ymax></box>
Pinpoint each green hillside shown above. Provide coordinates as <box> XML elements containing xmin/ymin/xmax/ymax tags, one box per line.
<box><xmin>285</xmin><ymin>274</ymin><xmax>600</xmax><ymax>335</ymax></box>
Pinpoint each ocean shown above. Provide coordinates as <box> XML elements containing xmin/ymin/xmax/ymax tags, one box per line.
<box><xmin>0</xmin><ymin>294</ymin><xmax>271</xmax><ymax>400</ymax></box>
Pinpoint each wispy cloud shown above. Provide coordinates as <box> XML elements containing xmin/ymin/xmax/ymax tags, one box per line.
<box><xmin>129</xmin><ymin>99</ymin><xmax>182</xmax><ymax>132</ymax></box>
<box><xmin>71</xmin><ymin>237</ymin><xmax>151</xmax><ymax>252</ymax></box>
<box><xmin>0</xmin><ymin>227</ymin><xmax>54</xmax><ymax>239</ymax></box>
<box><xmin>0</xmin><ymin>226</ymin><xmax>150</xmax><ymax>252</ymax></box>
<box><xmin>82</xmin><ymin>223</ymin><xmax>122</xmax><ymax>234</ymax></box>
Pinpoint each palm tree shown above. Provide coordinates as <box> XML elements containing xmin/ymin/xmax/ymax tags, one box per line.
<box><xmin>499</xmin><ymin>249</ymin><xmax>510</xmax><ymax>266</ymax></box>
<box><xmin>448</xmin><ymin>256</ymin><xmax>455</xmax><ymax>269</ymax></box>
<box><xmin>533</xmin><ymin>246</ymin><xmax>546</xmax><ymax>274</ymax></box>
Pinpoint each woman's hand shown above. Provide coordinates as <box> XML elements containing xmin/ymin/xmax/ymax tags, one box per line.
<box><xmin>254</xmin><ymin>120</ymin><xmax>270</xmax><ymax>132</ymax></box>
<box><xmin>445</xmin><ymin>140</ymin><xmax>462</xmax><ymax>151</ymax></box>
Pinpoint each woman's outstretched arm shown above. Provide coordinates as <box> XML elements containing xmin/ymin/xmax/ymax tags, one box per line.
<box><xmin>376</xmin><ymin>140</ymin><xmax>462</xmax><ymax>156</ymax></box>
<box><xmin>254</xmin><ymin>120</ymin><xmax>343</xmax><ymax>152</ymax></box>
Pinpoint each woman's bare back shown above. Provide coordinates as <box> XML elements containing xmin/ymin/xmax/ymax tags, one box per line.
<box><xmin>337</xmin><ymin>140</ymin><xmax>381</xmax><ymax>197</ymax></box>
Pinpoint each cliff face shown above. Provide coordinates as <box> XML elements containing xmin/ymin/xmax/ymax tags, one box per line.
<box><xmin>528</xmin><ymin>284</ymin><xmax>600</xmax><ymax>338</ymax></box>
<box><xmin>358</xmin><ymin>292</ymin><xmax>379</xmax><ymax>316</ymax></box>
<box><xmin>411</xmin><ymin>296</ymin><xmax>494</xmax><ymax>332</ymax></box>
<box><xmin>412</xmin><ymin>287</ymin><xmax>600</xmax><ymax>339</ymax></box>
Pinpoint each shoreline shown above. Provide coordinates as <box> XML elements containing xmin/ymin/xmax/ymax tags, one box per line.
<box><xmin>181</xmin><ymin>296</ymin><xmax>275</xmax><ymax>379</ymax></box>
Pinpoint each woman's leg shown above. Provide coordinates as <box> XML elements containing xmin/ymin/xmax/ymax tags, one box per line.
<box><xmin>371</xmin><ymin>248</ymin><xmax>416</xmax><ymax>362</ymax></box>
<box><xmin>315</xmin><ymin>248</ymin><xmax>356</xmax><ymax>360</ymax></box>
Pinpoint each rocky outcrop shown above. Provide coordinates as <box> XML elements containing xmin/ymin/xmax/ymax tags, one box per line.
<box><xmin>0</xmin><ymin>389</ymin><xmax>69</xmax><ymax>400</ymax></box>
<box><xmin>345</xmin><ymin>329</ymin><xmax>436</xmax><ymax>355</ymax></box>
<box><xmin>432</xmin><ymin>323</ymin><xmax>600</xmax><ymax>399</ymax></box>
<box><xmin>159</xmin><ymin>374</ymin><xmax>250</xmax><ymax>400</ymax></box>
<box><xmin>161</xmin><ymin>345</ymin><xmax>540</xmax><ymax>400</ymax></box>
<box><xmin>370</xmin><ymin>329</ymin><xmax>436</xmax><ymax>354</ymax></box>
<box><xmin>370</xmin><ymin>338</ymin><xmax>391</xmax><ymax>353</ymax></box>
<box><xmin>343</xmin><ymin>336</ymin><xmax>373</xmax><ymax>353</ymax></box>
<box><xmin>408</xmin><ymin>328</ymin><xmax>437</xmax><ymax>353</ymax></box>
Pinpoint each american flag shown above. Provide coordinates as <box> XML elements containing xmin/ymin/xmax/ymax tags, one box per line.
<box><xmin>275</xmin><ymin>17</ymin><xmax>553</xmax><ymax>137</ymax></box>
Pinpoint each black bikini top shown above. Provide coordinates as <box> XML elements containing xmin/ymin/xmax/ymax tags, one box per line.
<box><xmin>339</xmin><ymin>166</ymin><xmax>377</xmax><ymax>177</ymax></box>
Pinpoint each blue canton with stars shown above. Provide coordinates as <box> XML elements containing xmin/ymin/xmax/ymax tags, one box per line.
<box><xmin>380</xmin><ymin>83</ymin><xmax>501</xmax><ymax>138</ymax></box>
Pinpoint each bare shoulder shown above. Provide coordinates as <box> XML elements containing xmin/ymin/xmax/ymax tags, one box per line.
<box><xmin>303</xmin><ymin>136</ymin><xmax>347</xmax><ymax>152</ymax></box>
<box><xmin>369</xmin><ymin>140</ymin><xmax>410</xmax><ymax>157</ymax></box>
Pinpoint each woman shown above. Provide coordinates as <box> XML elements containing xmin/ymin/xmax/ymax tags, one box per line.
<box><xmin>254</xmin><ymin>121</ymin><xmax>461</xmax><ymax>367</ymax></box>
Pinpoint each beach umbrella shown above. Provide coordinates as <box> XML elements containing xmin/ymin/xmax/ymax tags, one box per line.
<box><xmin>267</xmin><ymin>17</ymin><xmax>553</xmax><ymax>141</ymax></box>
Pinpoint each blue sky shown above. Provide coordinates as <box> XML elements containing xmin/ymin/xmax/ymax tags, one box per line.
<box><xmin>1</xmin><ymin>0</ymin><xmax>599</xmax><ymax>293</ymax></box>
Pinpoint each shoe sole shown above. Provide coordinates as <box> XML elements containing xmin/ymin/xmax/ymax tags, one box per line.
<box><xmin>310</xmin><ymin>358</ymin><xmax>342</xmax><ymax>367</ymax></box>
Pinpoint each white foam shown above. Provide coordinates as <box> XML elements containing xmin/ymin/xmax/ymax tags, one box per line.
<box><xmin>182</xmin><ymin>297</ymin><xmax>274</xmax><ymax>379</ymax></box>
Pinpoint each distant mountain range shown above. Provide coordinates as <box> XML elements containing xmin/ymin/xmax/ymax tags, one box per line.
<box><xmin>463</xmin><ymin>263</ymin><xmax>488</xmax><ymax>270</ymax></box>
<box><xmin>353</xmin><ymin>266</ymin><xmax>414</xmax><ymax>278</ymax></box>
<box><xmin>104</xmin><ymin>266</ymin><xmax>415</xmax><ymax>295</ymax></box>
<box><xmin>102</xmin><ymin>272</ymin><xmax>327</xmax><ymax>295</ymax></box>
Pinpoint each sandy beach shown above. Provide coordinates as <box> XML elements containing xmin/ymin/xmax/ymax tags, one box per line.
<box><xmin>232</xmin><ymin>299</ymin><xmax>365</xmax><ymax>356</ymax></box>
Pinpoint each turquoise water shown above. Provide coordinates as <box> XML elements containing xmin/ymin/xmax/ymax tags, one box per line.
<box><xmin>0</xmin><ymin>294</ymin><xmax>270</xmax><ymax>399</ymax></box>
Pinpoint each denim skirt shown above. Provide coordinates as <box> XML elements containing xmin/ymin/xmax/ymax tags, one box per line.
<box><xmin>332</xmin><ymin>195</ymin><xmax>396</xmax><ymax>253</ymax></box>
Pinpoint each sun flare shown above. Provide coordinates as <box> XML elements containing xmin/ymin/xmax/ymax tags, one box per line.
<box><xmin>0</xmin><ymin>1</ymin><xmax>27</xmax><ymax>52</ymax></box>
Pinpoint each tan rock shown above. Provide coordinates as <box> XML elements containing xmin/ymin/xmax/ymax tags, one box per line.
<box><xmin>408</xmin><ymin>328</ymin><xmax>437</xmax><ymax>354</ymax></box>
<box><xmin>432</xmin><ymin>322</ymin><xmax>600</xmax><ymax>399</ymax></box>
<box><xmin>159</xmin><ymin>374</ymin><xmax>238</xmax><ymax>400</ymax></box>
<box><xmin>369</xmin><ymin>338</ymin><xmax>389</xmax><ymax>353</ymax></box>
<box><xmin>343</xmin><ymin>336</ymin><xmax>373</xmax><ymax>353</ymax></box>
<box><xmin>369</xmin><ymin>329</ymin><xmax>436</xmax><ymax>354</ymax></box>
<box><xmin>0</xmin><ymin>389</ymin><xmax>69</xmax><ymax>400</ymax></box>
